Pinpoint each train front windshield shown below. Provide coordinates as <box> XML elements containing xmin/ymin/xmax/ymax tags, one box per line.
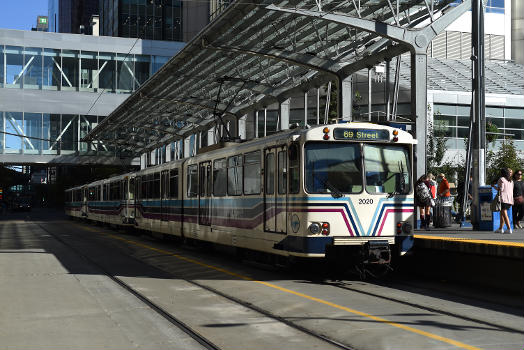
<box><xmin>305</xmin><ymin>142</ymin><xmax>411</xmax><ymax>195</ymax></box>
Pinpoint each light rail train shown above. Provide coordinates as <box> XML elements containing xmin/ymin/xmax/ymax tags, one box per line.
<box><xmin>65</xmin><ymin>123</ymin><xmax>415</xmax><ymax>267</ymax></box>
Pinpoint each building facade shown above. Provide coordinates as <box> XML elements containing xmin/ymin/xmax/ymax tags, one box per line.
<box><xmin>48</xmin><ymin>0</ymin><xmax>100</xmax><ymax>34</ymax></box>
<box><xmin>0</xmin><ymin>28</ymin><xmax>184</xmax><ymax>164</ymax></box>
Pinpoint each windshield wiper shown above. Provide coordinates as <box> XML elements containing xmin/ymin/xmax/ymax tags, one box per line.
<box><xmin>312</xmin><ymin>172</ymin><xmax>344</xmax><ymax>198</ymax></box>
<box><xmin>324</xmin><ymin>180</ymin><xmax>344</xmax><ymax>198</ymax></box>
<box><xmin>387</xmin><ymin>161</ymin><xmax>407</xmax><ymax>198</ymax></box>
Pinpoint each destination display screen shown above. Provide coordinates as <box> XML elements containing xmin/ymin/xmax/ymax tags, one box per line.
<box><xmin>333</xmin><ymin>128</ymin><xmax>390</xmax><ymax>141</ymax></box>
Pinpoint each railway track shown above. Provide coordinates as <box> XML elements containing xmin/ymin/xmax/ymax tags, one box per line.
<box><xmin>35</xmin><ymin>216</ymin><xmax>524</xmax><ymax>350</ymax></box>
<box><xmin>38</xmin><ymin>221</ymin><xmax>359</xmax><ymax>350</ymax></box>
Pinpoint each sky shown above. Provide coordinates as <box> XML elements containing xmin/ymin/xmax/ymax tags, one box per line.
<box><xmin>0</xmin><ymin>0</ymin><xmax>48</xmax><ymax>31</ymax></box>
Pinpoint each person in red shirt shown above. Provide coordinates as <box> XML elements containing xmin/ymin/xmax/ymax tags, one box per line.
<box><xmin>438</xmin><ymin>173</ymin><xmax>451</xmax><ymax>197</ymax></box>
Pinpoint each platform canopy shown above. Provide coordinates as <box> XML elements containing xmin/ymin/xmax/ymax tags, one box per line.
<box><xmin>85</xmin><ymin>0</ymin><xmax>470</xmax><ymax>155</ymax></box>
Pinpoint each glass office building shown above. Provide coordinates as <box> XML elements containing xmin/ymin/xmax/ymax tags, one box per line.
<box><xmin>0</xmin><ymin>28</ymin><xmax>183</xmax><ymax>163</ymax></box>
<box><xmin>100</xmin><ymin>0</ymin><xmax>183</xmax><ymax>41</ymax></box>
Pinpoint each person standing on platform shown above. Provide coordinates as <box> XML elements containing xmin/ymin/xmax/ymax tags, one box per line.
<box><xmin>426</xmin><ymin>173</ymin><xmax>437</xmax><ymax>225</ymax></box>
<box><xmin>437</xmin><ymin>173</ymin><xmax>451</xmax><ymax>198</ymax></box>
<box><xmin>512</xmin><ymin>169</ymin><xmax>524</xmax><ymax>229</ymax></box>
<box><xmin>494</xmin><ymin>168</ymin><xmax>514</xmax><ymax>234</ymax></box>
<box><xmin>415</xmin><ymin>174</ymin><xmax>432</xmax><ymax>230</ymax></box>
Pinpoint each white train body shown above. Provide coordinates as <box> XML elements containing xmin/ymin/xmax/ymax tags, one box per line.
<box><xmin>66</xmin><ymin>123</ymin><xmax>416</xmax><ymax>264</ymax></box>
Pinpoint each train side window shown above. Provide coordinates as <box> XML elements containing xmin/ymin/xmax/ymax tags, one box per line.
<box><xmin>227</xmin><ymin>155</ymin><xmax>243</xmax><ymax>196</ymax></box>
<box><xmin>265</xmin><ymin>153</ymin><xmax>275</xmax><ymax>195</ymax></box>
<box><xmin>103</xmin><ymin>184</ymin><xmax>108</xmax><ymax>201</ymax></box>
<box><xmin>137</xmin><ymin>177</ymin><xmax>141</xmax><ymax>200</ymax></box>
<box><xmin>278</xmin><ymin>151</ymin><xmax>287</xmax><ymax>194</ymax></box>
<box><xmin>147</xmin><ymin>174</ymin><xmax>153</xmax><ymax>199</ymax></box>
<box><xmin>153</xmin><ymin>173</ymin><xmax>160</xmax><ymax>198</ymax></box>
<box><xmin>187</xmin><ymin>165</ymin><xmax>198</xmax><ymax>197</ymax></box>
<box><xmin>213</xmin><ymin>158</ymin><xmax>227</xmax><ymax>197</ymax></box>
<box><xmin>169</xmin><ymin>169</ymin><xmax>178</xmax><ymax>199</ymax></box>
<box><xmin>129</xmin><ymin>178</ymin><xmax>135</xmax><ymax>200</ymax></box>
<box><xmin>244</xmin><ymin>151</ymin><xmax>261</xmax><ymax>195</ymax></box>
<box><xmin>289</xmin><ymin>144</ymin><xmax>300</xmax><ymax>194</ymax></box>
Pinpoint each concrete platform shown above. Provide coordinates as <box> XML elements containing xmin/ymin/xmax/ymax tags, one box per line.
<box><xmin>414</xmin><ymin>224</ymin><xmax>524</xmax><ymax>259</ymax></box>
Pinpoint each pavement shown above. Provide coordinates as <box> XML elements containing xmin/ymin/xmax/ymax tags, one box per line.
<box><xmin>0</xmin><ymin>210</ymin><xmax>209</xmax><ymax>350</ymax></box>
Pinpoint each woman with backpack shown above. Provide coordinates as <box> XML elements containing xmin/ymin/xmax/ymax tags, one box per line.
<box><xmin>415</xmin><ymin>174</ymin><xmax>432</xmax><ymax>229</ymax></box>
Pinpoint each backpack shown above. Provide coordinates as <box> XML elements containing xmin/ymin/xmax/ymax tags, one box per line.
<box><xmin>416</xmin><ymin>182</ymin><xmax>430</xmax><ymax>201</ymax></box>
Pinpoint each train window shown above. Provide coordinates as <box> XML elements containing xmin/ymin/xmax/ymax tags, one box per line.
<box><xmin>199</xmin><ymin>162</ymin><xmax>211</xmax><ymax>197</ymax></box>
<box><xmin>103</xmin><ymin>184</ymin><xmax>108</xmax><ymax>201</ymax></box>
<box><xmin>227</xmin><ymin>155</ymin><xmax>243</xmax><ymax>196</ymax></box>
<box><xmin>278</xmin><ymin>151</ymin><xmax>287</xmax><ymax>194</ymax></box>
<box><xmin>129</xmin><ymin>178</ymin><xmax>135</xmax><ymax>200</ymax></box>
<box><xmin>153</xmin><ymin>173</ymin><xmax>160</xmax><ymax>198</ymax></box>
<box><xmin>147</xmin><ymin>174</ymin><xmax>153</xmax><ymax>199</ymax></box>
<box><xmin>187</xmin><ymin>165</ymin><xmax>198</xmax><ymax>197</ymax></box>
<box><xmin>363</xmin><ymin>144</ymin><xmax>410</xmax><ymax>195</ymax></box>
<box><xmin>213</xmin><ymin>158</ymin><xmax>227</xmax><ymax>197</ymax></box>
<box><xmin>289</xmin><ymin>144</ymin><xmax>300</xmax><ymax>194</ymax></box>
<box><xmin>244</xmin><ymin>151</ymin><xmax>261</xmax><ymax>195</ymax></box>
<box><xmin>305</xmin><ymin>142</ymin><xmax>363</xmax><ymax>194</ymax></box>
<box><xmin>265</xmin><ymin>153</ymin><xmax>275</xmax><ymax>195</ymax></box>
<box><xmin>169</xmin><ymin>169</ymin><xmax>178</xmax><ymax>199</ymax></box>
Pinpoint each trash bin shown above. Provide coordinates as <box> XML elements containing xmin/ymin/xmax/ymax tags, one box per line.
<box><xmin>434</xmin><ymin>197</ymin><xmax>453</xmax><ymax>228</ymax></box>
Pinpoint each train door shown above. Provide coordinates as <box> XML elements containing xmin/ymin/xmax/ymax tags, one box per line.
<box><xmin>128</xmin><ymin>176</ymin><xmax>136</xmax><ymax>221</ymax></box>
<box><xmin>161</xmin><ymin>170</ymin><xmax>169</xmax><ymax>221</ymax></box>
<box><xmin>264</xmin><ymin>148</ymin><xmax>277</xmax><ymax>232</ymax></box>
<box><xmin>199</xmin><ymin>161</ymin><xmax>211</xmax><ymax>226</ymax></box>
<box><xmin>276</xmin><ymin>147</ymin><xmax>288</xmax><ymax>234</ymax></box>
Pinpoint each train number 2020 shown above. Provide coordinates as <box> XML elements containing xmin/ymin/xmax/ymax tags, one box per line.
<box><xmin>358</xmin><ymin>198</ymin><xmax>374</xmax><ymax>205</ymax></box>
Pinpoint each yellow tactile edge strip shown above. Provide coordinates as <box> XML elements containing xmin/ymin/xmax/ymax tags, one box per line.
<box><xmin>414</xmin><ymin>234</ymin><xmax>524</xmax><ymax>248</ymax></box>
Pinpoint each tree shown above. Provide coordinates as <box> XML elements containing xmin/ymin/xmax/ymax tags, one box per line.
<box><xmin>486</xmin><ymin>139</ymin><xmax>524</xmax><ymax>184</ymax></box>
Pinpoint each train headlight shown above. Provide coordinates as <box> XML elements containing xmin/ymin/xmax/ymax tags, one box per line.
<box><xmin>396</xmin><ymin>221</ymin><xmax>412</xmax><ymax>234</ymax></box>
<box><xmin>321</xmin><ymin>222</ymin><xmax>330</xmax><ymax>235</ymax></box>
<box><xmin>309</xmin><ymin>223</ymin><xmax>321</xmax><ymax>234</ymax></box>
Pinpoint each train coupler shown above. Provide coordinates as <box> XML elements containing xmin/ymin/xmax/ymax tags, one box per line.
<box><xmin>363</xmin><ymin>240</ymin><xmax>391</xmax><ymax>264</ymax></box>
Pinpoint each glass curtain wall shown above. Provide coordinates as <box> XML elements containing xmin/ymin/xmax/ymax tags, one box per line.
<box><xmin>1</xmin><ymin>45</ymin><xmax>170</xmax><ymax>93</ymax></box>
<box><xmin>434</xmin><ymin>104</ymin><xmax>524</xmax><ymax>150</ymax></box>
<box><xmin>0</xmin><ymin>112</ymin><xmax>108</xmax><ymax>155</ymax></box>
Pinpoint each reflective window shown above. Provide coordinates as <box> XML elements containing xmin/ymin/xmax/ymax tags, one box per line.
<box><xmin>265</xmin><ymin>153</ymin><xmax>275</xmax><ymax>195</ymax></box>
<box><xmin>43</xmin><ymin>49</ymin><xmax>60</xmax><ymax>90</ymax></box>
<box><xmin>244</xmin><ymin>151</ymin><xmax>261</xmax><ymax>195</ymax></box>
<box><xmin>79</xmin><ymin>115</ymin><xmax>98</xmax><ymax>151</ymax></box>
<box><xmin>61</xmin><ymin>50</ymin><xmax>79</xmax><ymax>91</ymax></box>
<box><xmin>187</xmin><ymin>165</ymin><xmax>198</xmax><ymax>197</ymax></box>
<box><xmin>23</xmin><ymin>113</ymin><xmax>42</xmax><ymax>153</ymax></box>
<box><xmin>135</xmin><ymin>55</ymin><xmax>151</xmax><ymax>88</ymax></box>
<box><xmin>60</xmin><ymin>115</ymin><xmax>78</xmax><ymax>151</ymax></box>
<box><xmin>363</xmin><ymin>145</ymin><xmax>410</xmax><ymax>194</ymax></box>
<box><xmin>5</xmin><ymin>46</ymin><xmax>23</xmax><ymax>88</ymax></box>
<box><xmin>4</xmin><ymin>111</ymin><xmax>23</xmax><ymax>151</ymax></box>
<box><xmin>22</xmin><ymin>47</ymin><xmax>43</xmax><ymax>89</ymax></box>
<box><xmin>305</xmin><ymin>142</ymin><xmax>362</xmax><ymax>194</ymax></box>
<box><xmin>213</xmin><ymin>158</ymin><xmax>227</xmax><ymax>196</ymax></box>
<box><xmin>98</xmin><ymin>52</ymin><xmax>116</xmax><ymax>92</ymax></box>
<box><xmin>289</xmin><ymin>144</ymin><xmax>300</xmax><ymax>194</ymax></box>
<box><xmin>152</xmin><ymin>56</ymin><xmax>169</xmax><ymax>74</ymax></box>
<box><xmin>0</xmin><ymin>46</ymin><xmax>4</xmax><ymax>87</ymax></box>
<box><xmin>227</xmin><ymin>155</ymin><xmax>243</xmax><ymax>196</ymax></box>
<box><xmin>80</xmin><ymin>51</ymin><xmax>98</xmax><ymax>92</ymax></box>
<box><xmin>116</xmin><ymin>53</ymin><xmax>134</xmax><ymax>93</ymax></box>
<box><xmin>278</xmin><ymin>151</ymin><xmax>287</xmax><ymax>194</ymax></box>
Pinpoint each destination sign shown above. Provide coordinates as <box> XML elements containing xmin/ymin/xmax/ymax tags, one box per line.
<box><xmin>333</xmin><ymin>128</ymin><xmax>390</xmax><ymax>141</ymax></box>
